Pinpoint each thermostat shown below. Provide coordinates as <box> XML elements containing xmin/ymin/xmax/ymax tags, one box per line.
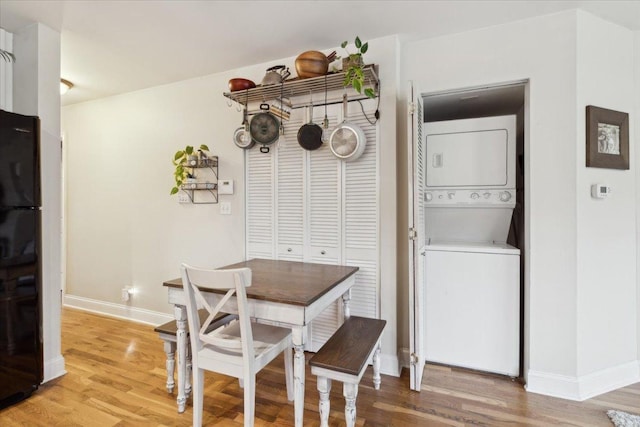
<box><xmin>591</xmin><ymin>184</ymin><xmax>611</xmax><ymax>199</ymax></box>
<box><xmin>218</xmin><ymin>179</ymin><xmax>234</xmax><ymax>195</ymax></box>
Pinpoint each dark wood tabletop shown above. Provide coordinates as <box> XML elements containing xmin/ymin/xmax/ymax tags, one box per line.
<box><xmin>163</xmin><ymin>258</ymin><xmax>359</xmax><ymax>307</ymax></box>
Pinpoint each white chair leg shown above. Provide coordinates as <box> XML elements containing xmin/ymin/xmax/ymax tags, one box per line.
<box><xmin>243</xmin><ymin>374</ymin><xmax>256</xmax><ymax>427</ymax></box>
<box><xmin>192</xmin><ymin>367</ymin><xmax>204</xmax><ymax>427</ymax></box>
<box><xmin>185</xmin><ymin>341</ymin><xmax>192</xmax><ymax>397</ymax></box>
<box><xmin>317</xmin><ymin>376</ymin><xmax>331</xmax><ymax>427</ymax></box>
<box><xmin>163</xmin><ymin>340</ymin><xmax>176</xmax><ymax>393</ymax></box>
<box><xmin>343</xmin><ymin>382</ymin><xmax>358</xmax><ymax>427</ymax></box>
<box><xmin>373</xmin><ymin>342</ymin><xmax>382</xmax><ymax>390</ymax></box>
<box><xmin>284</xmin><ymin>346</ymin><xmax>294</xmax><ymax>401</ymax></box>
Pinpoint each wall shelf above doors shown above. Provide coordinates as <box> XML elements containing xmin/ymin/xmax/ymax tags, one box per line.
<box><xmin>223</xmin><ymin>64</ymin><xmax>379</xmax><ymax>109</ymax></box>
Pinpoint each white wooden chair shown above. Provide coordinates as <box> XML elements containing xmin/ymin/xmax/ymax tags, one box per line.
<box><xmin>181</xmin><ymin>263</ymin><xmax>294</xmax><ymax>427</ymax></box>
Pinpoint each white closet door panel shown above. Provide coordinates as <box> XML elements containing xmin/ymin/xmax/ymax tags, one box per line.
<box><xmin>277</xmin><ymin>244</ymin><xmax>304</xmax><ymax>261</ymax></box>
<box><xmin>276</xmin><ymin>116</ymin><xmax>305</xmax><ymax>248</ymax></box>
<box><xmin>246</xmin><ymin>146</ymin><xmax>274</xmax><ymax>258</ymax></box>
<box><xmin>345</xmin><ymin>101</ymin><xmax>378</xmax><ymax>251</ymax></box>
<box><xmin>345</xmin><ymin>258</ymin><xmax>378</xmax><ymax>318</ymax></box>
<box><xmin>309</xmin><ymin>301</ymin><xmax>341</xmax><ymax>352</ymax></box>
<box><xmin>308</xmin><ymin>145</ymin><xmax>340</xmax><ymax>250</ymax></box>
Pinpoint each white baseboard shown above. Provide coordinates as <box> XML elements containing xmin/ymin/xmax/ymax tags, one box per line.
<box><xmin>64</xmin><ymin>294</ymin><xmax>173</xmax><ymax>326</ymax></box>
<box><xmin>526</xmin><ymin>360</ymin><xmax>640</xmax><ymax>401</ymax></box>
<box><xmin>380</xmin><ymin>353</ymin><xmax>401</xmax><ymax>377</ymax></box>
<box><xmin>43</xmin><ymin>355</ymin><xmax>66</xmax><ymax>383</ymax></box>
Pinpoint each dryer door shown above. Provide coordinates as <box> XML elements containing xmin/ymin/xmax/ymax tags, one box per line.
<box><xmin>425</xmin><ymin>115</ymin><xmax>515</xmax><ymax>188</ymax></box>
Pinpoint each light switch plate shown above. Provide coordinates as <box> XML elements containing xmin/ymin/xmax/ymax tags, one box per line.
<box><xmin>219</xmin><ymin>179</ymin><xmax>234</xmax><ymax>195</ymax></box>
<box><xmin>220</xmin><ymin>202</ymin><xmax>231</xmax><ymax>215</ymax></box>
<box><xmin>178</xmin><ymin>193</ymin><xmax>190</xmax><ymax>203</ymax></box>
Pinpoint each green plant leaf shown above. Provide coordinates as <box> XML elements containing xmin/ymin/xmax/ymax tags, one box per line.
<box><xmin>364</xmin><ymin>88</ymin><xmax>375</xmax><ymax>98</ymax></box>
<box><xmin>355</xmin><ymin>68</ymin><xmax>364</xmax><ymax>79</ymax></box>
<box><xmin>353</xmin><ymin>79</ymin><xmax>362</xmax><ymax>93</ymax></box>
<box><xmin>355</xmin><ymin>36</ymin><xmax>362</xmax><ymax>49</ymax></box>
<box><xmin>185</xmin><ymin>146</ymin><xmax>193</xmax><ymax>155</ymax></box>
<box><xmin>341</xmin><ymin>41</ymin><xmax>348</xmax><ymax>48</ymax></box>
<box><xmin>170</xmin><ymin>187</ymin><xmax>179</xmax><ymax>195</ymax></box>
<box><xmin>200</xmin><ymin>144</ymin><xmax>210</xmax><ymax>151</ymax></box>
<box><xmin>174</xmin><ymin>151</ymin><xmax>184</xmax><ymax>160</ymax></box>
<box><xmin>361</xmin><ymin>42</ymin><xmax>368</xmax><ymax>54</ymax></box>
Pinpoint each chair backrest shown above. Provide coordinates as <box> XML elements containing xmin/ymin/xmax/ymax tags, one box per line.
<box><xmin>181</xmin><ymin>264</ymin><xmax>254</xmax><ymax>362</ymax></box>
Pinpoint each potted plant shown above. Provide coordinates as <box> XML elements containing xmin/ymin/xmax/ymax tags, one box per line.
<box><xmin>340</xmin><ymin>36</ymin><xmax>375</xmax><ymax>98</ymax></box>
<box><xmin>170</xmin><ymin>144</ymin><xmax>209</xmax><ymax>195</ymax></box>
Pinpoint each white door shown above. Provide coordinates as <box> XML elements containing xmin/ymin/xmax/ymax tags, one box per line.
<box><xmin>408</xmin><ymin>81</ymin><xmax>426</xmax><ymax>391</ymax></box>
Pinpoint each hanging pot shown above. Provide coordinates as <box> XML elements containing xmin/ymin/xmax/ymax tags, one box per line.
<box><xmin>233</xmin><ymin>105</ymin><xmax>255</xmax><ymax>149</ymax></box>
<box><xmin>250</xmin><ymin>103</ymin><xmax>280</xmax><ymax>153</ymax></box>
<box><xmin>297</xmin><ymin>104</ymin><xmax>323</xmax><ymax>151</ymax></box>
<box><xmin>329</xmin><ymin>94</ymin><xmax>366</xmax><ymax>162</ymax></box>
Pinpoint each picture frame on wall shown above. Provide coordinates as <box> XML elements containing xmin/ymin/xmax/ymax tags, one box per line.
<box><xmin>586</xmin><ymin>105</ymin><xmax>629</xmax><ymax>170</ymax></box>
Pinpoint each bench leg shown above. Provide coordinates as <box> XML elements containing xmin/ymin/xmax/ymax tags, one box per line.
<box><xmin>343</xmin><ymin>382</ymin><xmax>358</xmax><ymax>427</ymax></box>
<box><xmin>373</xmin><ymin>342</ymin><xmax>382</xmax><ymax>390</ymax></box>
<box><xmin>174</xmin><ymin>305</ymin><xmax>188</xmax><ymax>413</ymax></box>
<box><xmin>317</xmin><ymin>376</ymin><xmax>331</xmax><ymax>427</ymax></box>
<box><xmin>163</xmin><ymin>340</ymin><xmax>176</xmax><ymax>393</ymax></box>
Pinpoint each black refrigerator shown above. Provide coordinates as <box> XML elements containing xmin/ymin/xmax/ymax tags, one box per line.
<box><xmin>0</xmin><ymin>109</ymin><xmax>43</xmax><ymax>409</ymax></box>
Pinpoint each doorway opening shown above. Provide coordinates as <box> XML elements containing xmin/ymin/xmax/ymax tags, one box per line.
<box><xmin>422</xmin><ymin>81</ymin><xmax>527</xmax><ymax>380</ymax></box>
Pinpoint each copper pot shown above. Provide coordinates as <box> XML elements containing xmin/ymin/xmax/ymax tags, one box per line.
<box><xmin>295</xmin><ymin>51</ymin><xmax>337</xmax><ymax>79</ymax></box>
<box><xmin>228</xmin><ymin>78</ymin><xmax>256</xmax><ymax>92</ymax></box>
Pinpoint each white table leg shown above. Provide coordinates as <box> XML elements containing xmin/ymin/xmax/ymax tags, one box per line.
<box><xmin>292</xmin><ymin>327</ymin><xmax>306</xmax><ymax>427</ymax></box>
<box><xmin>373</xmin><ymin>341</ymin><xmax>382</xmax><ymax>390</ymax></box>
<box><xmin>174</xmin><ymin>304</ymin><xmax>188</xmax><ymax>413</ymax></box>
<box><xmin>162</xmin><ymin>340</ymin><xmax>176</xmax><ymax>393</ymax></box>
<box><xmin>343</xmin><ymin>382</ymin><xmax>358</xmax><ymax>427</ymax></box>
<box><xmin>317</xmin><ymin>376</ymin><xmax>331</xmax><ymax>427</ymax></box>
<box><xmin>342</xmin><ymin>289</ymin><xmax>351</xmax><ymax>320</ymax></box>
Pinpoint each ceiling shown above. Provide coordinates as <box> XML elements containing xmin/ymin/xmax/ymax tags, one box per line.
<box><xmin>1</xmin><ymin>1</ymin><xmax>639</xmax><ymax>107</ymax></box>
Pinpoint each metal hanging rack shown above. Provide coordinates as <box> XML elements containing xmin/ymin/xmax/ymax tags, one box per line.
<box><xmin>223</xmin><ymin>64</ymin><xmax>379</xmax><ymax>109</ymax></box>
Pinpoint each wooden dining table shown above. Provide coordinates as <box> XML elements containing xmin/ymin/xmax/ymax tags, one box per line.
<box><xmin>163</xmin><ymin>258</ymin><xmax>359</xmax><ymax>426</ymax></box>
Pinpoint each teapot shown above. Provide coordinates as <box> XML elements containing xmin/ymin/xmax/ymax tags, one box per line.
<box><xmin>261</xmin><ymin>65</ymin><xmax>291</xmax><ymax>86</ymax></box>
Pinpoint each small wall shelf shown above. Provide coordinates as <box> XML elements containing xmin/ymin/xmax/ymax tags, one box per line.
<box><xmin>223</xmin><ymin>64</ymin><xmax>379</xmax><ymax>109</ymax></box>
<box><xmin>180</xmin><ymin>156</ymin><xmax>218</xmax><ymax>204</ymax></box>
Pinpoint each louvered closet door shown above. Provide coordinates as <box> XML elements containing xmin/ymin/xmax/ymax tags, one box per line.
<box><xmin>246</xmin><ymin>143</ymin><xmax>275</xmax><ymax>259</ymax></box>
<box><xmin>307</xmin><ymin>104</ymin><xmax>342</xmax><ymax>352</ymax></box>
<box><xmin>343</xmin><ymin>98</ymin><xmax>379</xmax><ymax>319</ymax></box>
<box><xmin>276</xmin><ymin>113</ymin><xmax>305</xmax><ymax>261</ymax></box>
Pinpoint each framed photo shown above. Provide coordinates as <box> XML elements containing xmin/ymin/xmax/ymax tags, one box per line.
<box><xmin>586</xmin><ymin>105</ymin><xmax>629</xmax><ymax>169</ymax></box>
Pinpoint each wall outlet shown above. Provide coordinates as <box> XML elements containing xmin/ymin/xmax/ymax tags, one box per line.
<box><xmin>220</xmin><ymin>202</ymin><xmax>231</xmax><ymax>215</ymax></box>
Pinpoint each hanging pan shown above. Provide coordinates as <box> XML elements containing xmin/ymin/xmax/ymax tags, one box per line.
<box><xmin>329</xmin><ymin>94</ymin><xmax>366</xmax><ymax>162</ymax></box>
<box><xmin>297</xmin><ymin>101</ymin><xmax>323</xmax><ymax>151</ymax></box>
<box><xmin>250</xmin><ymin>103</ymin><xmax>280</xmax><ymax>153</ymax></box>
<box><xmin>233</xmin><ymin>105</ymin><xmax>255</xmax><ymax>149</ymax></box>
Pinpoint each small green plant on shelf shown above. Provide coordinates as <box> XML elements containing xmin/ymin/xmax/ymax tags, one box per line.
<box><xmin>340</xmin><ymin>36</ymin><xmax>375</xmax><ymax>98</ymax></box>
<box><xmin>170</xmin><ymin>144</ymin><xmax>209</xmax><ymax>195</ymax></box>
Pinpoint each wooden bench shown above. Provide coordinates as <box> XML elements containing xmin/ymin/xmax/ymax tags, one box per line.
<box><xmin>309</xmin><ymin>316</ymin><xmax>386</xmax><ymax>427</ymax></box>
<box><xmin>154</xmin><ymin>310</ymin><xmax>235</xmax><ymax>394</ymax></box>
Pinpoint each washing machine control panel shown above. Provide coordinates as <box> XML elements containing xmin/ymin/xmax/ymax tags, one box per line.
<box><xmin>424</xmin><ymin>189</ymin><xmax>515</xmax><ymax>206</ymax></box>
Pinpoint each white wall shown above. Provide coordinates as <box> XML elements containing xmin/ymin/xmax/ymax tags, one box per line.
<box><xmin>0</xmin><ymin>28</ymin><xmax>13</xmax><ymax>110</ymax></box>
<box><xmin>400</xmin><ymin>10</ymin><xmax>639</xmax><ymax>400</ymax></box>
<box><xmin>62</xmin><ymin>35</ymin><xmax>400</xmax><ymax>372</ymax></box>
<box><xmin>12</xmin><ymin>23</ymin><xmax>65</xmax><ymax>382</ymax></box>
<box><xmin>575</xmin><ymin>12</ymin><xmax>638</xmax><ymax>390</ymax></box>
<box><xmin>636</xmin><ymin>30</ymin><xmax>640</xmax><ymax>364</ymax></box>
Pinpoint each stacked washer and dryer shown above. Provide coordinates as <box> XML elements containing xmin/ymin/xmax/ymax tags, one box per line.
<box><xmin>424</xmin><ymin>115</ymin><xmax>520</xmax><ymax>377</ymax></box>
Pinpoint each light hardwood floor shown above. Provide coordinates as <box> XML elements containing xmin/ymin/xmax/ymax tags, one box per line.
<box><xmin>1</xmin><ymin>308</ymin><xmax>638</xmax><ymax>426</ymax></box>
